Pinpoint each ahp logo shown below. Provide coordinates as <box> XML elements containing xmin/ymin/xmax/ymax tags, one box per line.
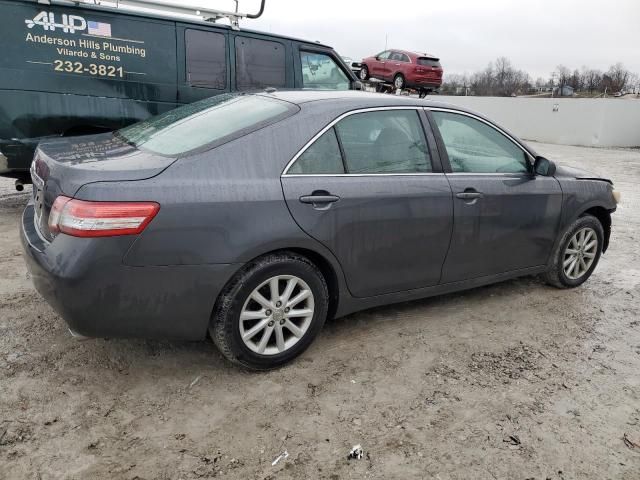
<box><xmin>25</xmin><ymin>11</ymin><xmax>88</xmax><ymax>34</ymax></box>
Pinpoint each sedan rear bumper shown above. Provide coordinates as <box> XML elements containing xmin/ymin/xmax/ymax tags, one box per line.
<box><xmin>21</xmin><ymin>203</ymin><xmax>239</xmax><ymax>341</ymax></box>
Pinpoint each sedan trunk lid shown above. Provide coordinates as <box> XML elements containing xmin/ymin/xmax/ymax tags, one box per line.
<box><xmin>31</xmin><ymin>132</ymin><xmax>176</xmax><ymax>241</ymax></box>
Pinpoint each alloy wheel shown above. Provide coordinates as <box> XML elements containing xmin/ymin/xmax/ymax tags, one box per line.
<box><xmin>239</xmin><ymin>275</ymin><xmax>315</xmax><ymax>355</ymax></box>
<box><xmin>563</xmin><ymin>227</ymin><xmax>598</xmax><ymax>280</ymax></box>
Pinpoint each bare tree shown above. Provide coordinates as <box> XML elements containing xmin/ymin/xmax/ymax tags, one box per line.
<box><xmin>604</xmin><ymin>63</ymin><xmax>631</xmax><ymax>92</ymax></box>
<box><xmin>442</xmin><ymin>61</ymin><xmax>637</xmax><ymax>97</ymax></box>
<box><xmin>579</xmin><ymin>67</ymin><xmax>602</xmax><ymax>94</ymax></box>
<box><xmin>553</xmin><ymin>65</ymin><xmax>571</xmax><ymax>94</ymax></box>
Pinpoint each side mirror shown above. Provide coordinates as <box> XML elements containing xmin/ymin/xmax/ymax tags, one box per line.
<box><xmin>534</xmin><ymin>156</ymin><xmax>556</xmax><ymax>176</ymax></box>
<box><xmin>352</xmin><ymin>80</ymin><xmax>363</xmax><ymax>90</ymax></box>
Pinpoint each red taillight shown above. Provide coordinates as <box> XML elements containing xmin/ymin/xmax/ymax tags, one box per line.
<box><xmin>48</xmin><ymin>196</ymin><xmax>160</xmax><ymax>238</ymax></box>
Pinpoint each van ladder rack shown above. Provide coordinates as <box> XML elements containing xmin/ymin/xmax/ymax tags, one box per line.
<box><xmin>36</xmin><ymin>0</ymin><xmax>266</xmax><ymax>30</ymax></box>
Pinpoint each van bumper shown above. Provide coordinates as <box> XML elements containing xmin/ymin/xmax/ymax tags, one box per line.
<box><xmin>20</xmin><ymin>203</ymin><xmax>240</xmax><ymax>341</ymax></box>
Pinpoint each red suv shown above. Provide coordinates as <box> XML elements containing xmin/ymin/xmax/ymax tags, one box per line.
<box><xmin>359</xmin><ymin>49</ymin><xmax>443</xmax><ymax>93</ymax></box>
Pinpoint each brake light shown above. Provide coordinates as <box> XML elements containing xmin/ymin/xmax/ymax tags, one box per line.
<box><xmin>48</xmin><ymin>196</ymin><xmax>160</xmax><ymax>238</ymax></box>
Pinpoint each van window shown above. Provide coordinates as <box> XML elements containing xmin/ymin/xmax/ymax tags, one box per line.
<box><xmin>236</xmin><ymin>37</ymin><xmax>286</xmax><ymax>90</ymax></box>
<box><xmin>116</xmin><ymin>94</ymin><xmax>294</xmax><ymax>156</ymax></box>
<box><xmin>185</xmin><ymin>29</ymin><xmax>227</xmax><ymax>89</ymax></box>
<box><xmin>300</xmin><ymin>52</ymin><xmax>350</xmax><ymax>91</ymax></box>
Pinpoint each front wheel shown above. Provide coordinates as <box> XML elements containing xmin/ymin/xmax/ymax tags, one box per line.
<box><xmin>543</xmin><ymin>215</ymin><xmax>604</xmax><ymax>288</ymax></box>
<box><xmin>210</xmin><ymin>252</ymin><xmax>329</xmax><ymax>370</ymax></box>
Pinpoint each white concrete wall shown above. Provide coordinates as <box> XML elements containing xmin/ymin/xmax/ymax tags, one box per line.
<box><xmin>434</xmin><ymin>96</ymin><xmax>640</xmax><ymax>148</ymax></box>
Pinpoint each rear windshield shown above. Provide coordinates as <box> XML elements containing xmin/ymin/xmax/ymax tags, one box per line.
<box><xmin>417</xmin><ymin>58</ymin><xmax>441</xmax><ymax>68</ymax></box>
<box><xmin>116</xmin><ymin>94</ymin><xmax>294</xmax><ymax>156</ymax></box>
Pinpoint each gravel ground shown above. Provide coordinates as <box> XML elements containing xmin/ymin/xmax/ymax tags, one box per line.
<box><xmin>1</xmin><ymin>142</ymin><xmax>639</xmax><ymax>479</ymax></box>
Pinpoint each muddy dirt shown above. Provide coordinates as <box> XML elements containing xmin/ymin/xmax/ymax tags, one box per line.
<box><xmin>1</xmin><ymin>142</ymin><xmax>639</xmax><ymax>479</ymax></box>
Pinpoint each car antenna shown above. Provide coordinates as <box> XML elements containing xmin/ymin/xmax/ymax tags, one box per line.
<box><xmin>264</xmin><ymin>87</ymin><xmax>277</xmax><ymax>93</ymax></box>
<box><xmin>41</xmin><ymin>0</ymin><xmax>266</xmax><ymax>30</ymax></box>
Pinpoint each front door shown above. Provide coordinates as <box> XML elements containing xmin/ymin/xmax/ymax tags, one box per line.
<box><xmin>370</xmin><ymin>51</ymin><xmax>390</xmax><ymax>79</ymax></box>
<box><xmin>281</xmin><ymin>108</ymin><xmax>453</xmax><ymax>298</ymax></box>
<box><xmin>429</xmin><ymin>109</ymin><xmax>563</xmax><ymax>283</ymax></box>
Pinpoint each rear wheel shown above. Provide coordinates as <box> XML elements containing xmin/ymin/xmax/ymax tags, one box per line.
<box><xmin>359</xmin><ymin>65</ymin><xmax>369</xmax><ymax>81</ymax></box>
<box><xmin>543</xmin><ymin>215</ymin><xmax>604</xmax><ymax>288</ymax></box>
<box><xmin>210</xmin><ymin>252</ymin><xmax>329</xmax><ymax>370</ymax></box>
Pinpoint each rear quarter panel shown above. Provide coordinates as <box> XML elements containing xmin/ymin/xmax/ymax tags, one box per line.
<box><xmin>73</xmin><ymin>105</ymin><xmax>351</xmax><ymax>273</ymax></box>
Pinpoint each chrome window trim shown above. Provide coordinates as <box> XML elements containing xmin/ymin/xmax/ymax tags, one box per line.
<box><xmin>426</xmin><ymin>107</ymin><xmax>536</xmax><ymax>168</ymax></box>
<box><xmin>285</xmin><ymin>173</ymin><xmax>445</xmax><ymax>178</ymax></box>
<box><xmin>282</xmin><ymin>106</ymin><xmax>431</xmax><ymax>177</ymax></box>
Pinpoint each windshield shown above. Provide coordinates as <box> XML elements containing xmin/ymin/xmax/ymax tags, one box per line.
<box><xmin>117</xmin><ymin>94</ymin><xmax>294</xmax><ymax>156</ymax></box>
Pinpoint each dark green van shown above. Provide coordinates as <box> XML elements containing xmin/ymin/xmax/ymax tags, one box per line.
<box><xmin>0</xmin><ymin>0</ymin><xmax>357</xmax><ymax>186</ymax></box>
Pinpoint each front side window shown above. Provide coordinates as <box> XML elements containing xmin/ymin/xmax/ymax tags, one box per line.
<box><xmin>117</xmin><ymin>94</ymin><xmax>293</xmax><ymax>156</ymax></box>
<box><xmin>432</xmin><ymin>111</ymin><xmax>529</xmax><ymax>174</ymax></box>
<box><xmin>300</xmin><ymin>52</ymin><xmax>350</xmax><ymax>91</ymax></box>
<box><xmin>185</xmin><ymin>29</ymin><xmax>227</xmax><ymax>89</ymax></box>
<box><xmin>235</xmin><ymin>37</ymin><xmax>286</xmax><ymax>90</ymax></box>
<box><xmin>377</xmin><ymin>51</ymin><xmax>391</xmax><ymax>60</ymax></box>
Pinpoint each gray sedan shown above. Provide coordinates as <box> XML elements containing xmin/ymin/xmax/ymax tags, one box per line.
<box><xmin>21</xmin><ymin>91</ymin><xmax>619</xmax><ymax>369</ymax></box>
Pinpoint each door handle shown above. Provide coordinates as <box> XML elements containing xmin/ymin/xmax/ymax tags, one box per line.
<box><xmin>300</xmin><ymin>195</ymin><xmax>340</xmax><ymax>204</ymax></box>
<box><xmin>299</xmin><ymin>191</ymin><xmax>340</xmax><ymax>210</ymax></box>
<box><xmin>455</xmin><ymin>192</ymin><xmax>482</xmax><ymax>200</ymax></box>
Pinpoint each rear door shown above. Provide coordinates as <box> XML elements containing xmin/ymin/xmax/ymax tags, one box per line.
<box><xmin>428</xmin><ymin>108</ymin><xmax>562</xmax><ymax>283</ymax></box>
<box><xmin>281</xmin><ymin>107</ymin><xmax>453</xmax><ymax>298</ymax></box>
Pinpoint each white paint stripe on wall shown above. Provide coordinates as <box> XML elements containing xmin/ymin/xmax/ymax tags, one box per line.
<box><xmin>434</xmin><ymin>96</ymin><xmax>640</xmax><ymax>148</ymax></box>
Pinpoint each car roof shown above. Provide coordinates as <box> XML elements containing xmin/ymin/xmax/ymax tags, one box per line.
<box><xmin>260</xmin><ymin>90</ymin><xmax>456</xmax><ymax>109</ymax></box>
<box><xmin>389</xmin><ymin>49</ymin><xmax>439</xmax><ymax>60</ymax></box>
<box><xmin>18</xmin><ymin>0</ymin><xmax>334</xmax><ymax>49</ymax></box>
<box><xmin>256</xmin><ymin>90</ymin><xmax>538</xmax><ymax>158</ymax></box>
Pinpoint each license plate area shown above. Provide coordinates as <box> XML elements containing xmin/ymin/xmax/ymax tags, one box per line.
<box><xmin>33</xmin><ymin>186</ymin><xmax>49</xmax><ymax>238</ymax></box>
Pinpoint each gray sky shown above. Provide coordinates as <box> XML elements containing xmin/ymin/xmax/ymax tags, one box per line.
<box><xmin>185</xmin><ymin>0</ymin><xmax>640</xmax><ymax>80</ymax></box>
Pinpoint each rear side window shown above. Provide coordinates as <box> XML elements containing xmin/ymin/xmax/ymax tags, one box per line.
<box><xmin>117</xmin><ymin>94</ymin><xmax>294</xmax><ymax>156</ymax></box>
<box><xmin>336</xmin><ymin>110</ymin><xmax>432</xmax><ymax>174</ymax></box>
<box><xmin>185</xmin><ymin>29</ymin><xmax>227</xmax><ymax>89</ymax></box>
<box><xmin>418</xmin><ymin>58</ymin><xmax>441</xmax><ymax>68</ymax></box>
<box><xmin>288</xmin><ymin>128</ymin><xmax>345</xmax><ymax>174</ymax></box>
<box><xmin>236</xmin><ymin>37</ymin><xmax>286</xmax><ymax>90</ymax></box>
<box><xmin>300</xmin><ymin>52</ymin><xmax>350</xmax><ymax>91</ymax></box>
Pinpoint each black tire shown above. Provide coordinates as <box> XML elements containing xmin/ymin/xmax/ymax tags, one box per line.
<box><xmin>359</xmin><ymin>65</ymin><xmax>369</xmax><ymax>81</ymax></box>
<box><xmin>543</xmin><ymin>214</ymin><xmax>604</xmax><ymax>288</ymax></box>
<box><xmin>210</xmin><ymin>252</ymin><xmax>329</xmax><ymax>370</ymax></box>
<box><xmin>393</xmin><ymin>73</ymin><xmax>405</xmax><ymax>90</ymax></box>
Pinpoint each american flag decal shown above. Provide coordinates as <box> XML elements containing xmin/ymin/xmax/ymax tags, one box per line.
<box><xmin>87</xmin><ymin>21</ymin><xmax>112</xmax><ymax>37</ymax></box>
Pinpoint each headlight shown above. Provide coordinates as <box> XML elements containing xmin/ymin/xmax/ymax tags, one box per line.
<box><xmin>612</xmin><ymin>190</ymin><xmax>621</xmax><ymax>204</ymax></box>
